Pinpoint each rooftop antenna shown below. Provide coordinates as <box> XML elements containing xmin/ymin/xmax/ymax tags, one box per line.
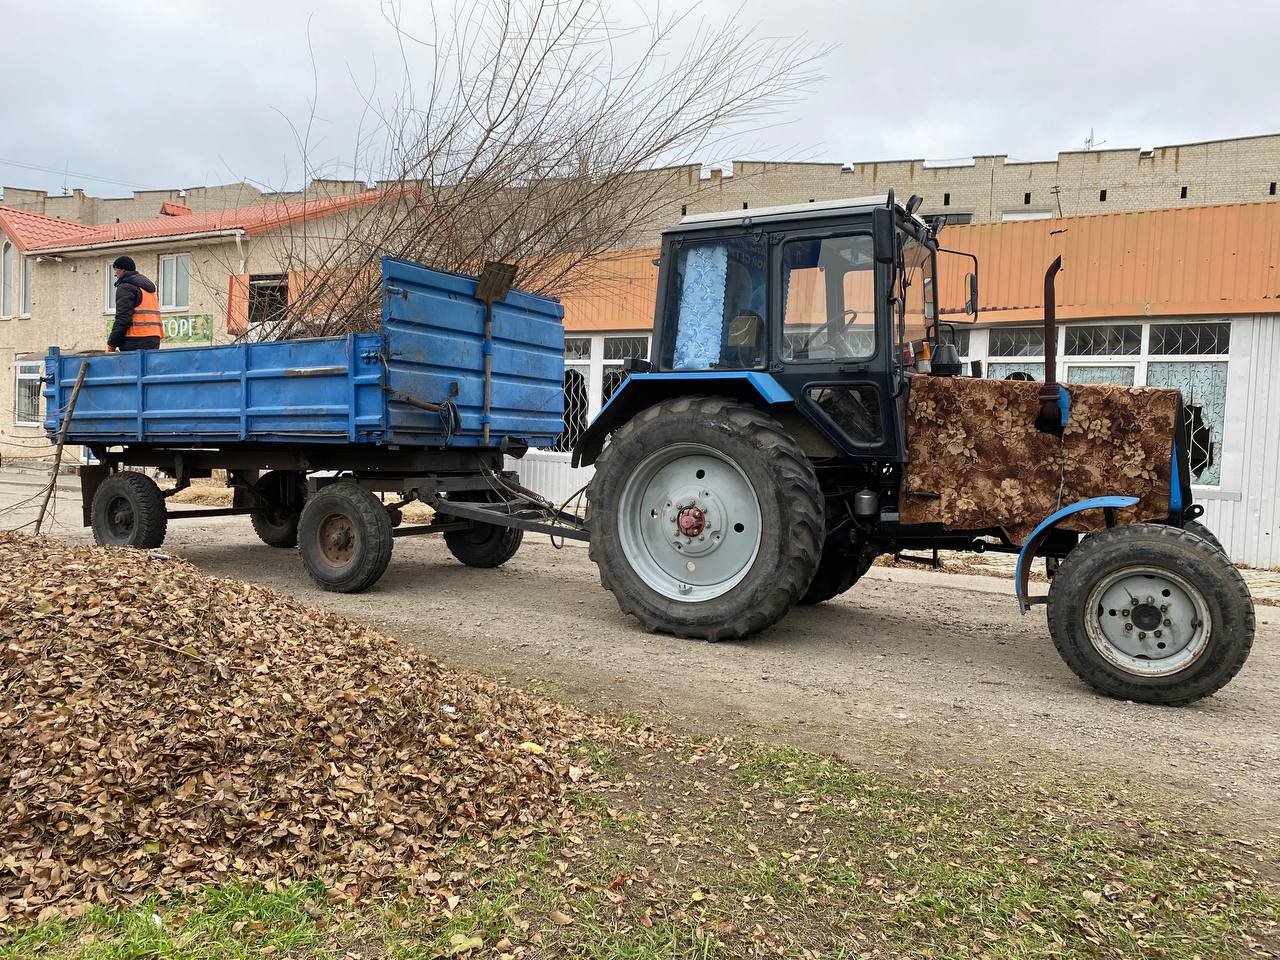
<box><xmin>62</xmin><ymin>160</ymin><xmax>70</xmax><ymax>196</ymax></box>
<box><xmin>1084</xmin><ymin>128</ymin><xmax>1107</xmax><ymax>152</ymax></box>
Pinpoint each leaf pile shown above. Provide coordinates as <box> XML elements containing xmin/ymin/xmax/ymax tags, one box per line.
<box><xmin>0</xmin><ymin>532</ymin><xmax>583</xmax><ymax>922</ymax></box>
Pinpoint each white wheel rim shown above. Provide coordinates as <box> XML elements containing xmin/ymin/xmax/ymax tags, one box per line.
<box><xmin>1084</xmin><ymin>565</ymin><xmax>1211</xmax><ymax>677</ymax></box>
<box><xmin>616</xmin><ymin>442</ymin><xmax>763</xmax><ymax>602</ymax></box>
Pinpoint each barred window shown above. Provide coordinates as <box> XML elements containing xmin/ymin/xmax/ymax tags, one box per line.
<box><xmin>564</xmin><ymin>337</ymin><xmax>592</xmax><ymax>361</ymax></box>
<box><xmin>602</xmin><ymin>335</ymin><xmax>649</xmax><ymax>407</ymax></box>
<box><xmin>988</xmin><ymin>327</ymin><xmax>1044</xmax><ymax>357</ymax></box>
<box><xmin>14</xmin><ymin>360</ymin><xmax>42</xmax><ymax>426</ymax></box>
<box><xmin>1065</xmin><ymin>324</ymin><xmax>1141</xmax><ymax>356</ymax></box>
<box><xmin>1149</xmin><ymin>322</ymin><xmax>1230</xmax><ymax>356</ymax></box>
<box><xmin>602</xmin><ymin>336</ymin><xmax>648</xmax><ymax>361</ymax></box>
<box><xmin>554</xmin><ymin>367</ymin><xmax>589</xmax><ymax>452</ymax></box>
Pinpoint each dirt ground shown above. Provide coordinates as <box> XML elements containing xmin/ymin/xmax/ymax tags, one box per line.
<box><xmin>6</xmin><ymin>473</ymin><xmax>1278</xmax><ymax>832</ymax></box>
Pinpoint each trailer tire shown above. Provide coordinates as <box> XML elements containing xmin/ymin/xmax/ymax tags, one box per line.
<box><xmin>799</xmin><ymin>539</ymin><xmax>877</xmax><ymax>605</ymax></box>
<box><xmin>249</xmin><ymin>470</ymin><xmax>306</xmax><ymax>548</ymax></box>
<box><xmin>587</xmin><ymin>396</ymin><xmax>824</xmax><ymax>641</ymax></box>
<box><xmin>1047</xmin><ymin>523</ymin><xmax>1253</xmax><ymax>705</ymax></box>
<box><xmin>298</xmin><ymin>482</ymin><xmax>394</xmax><ymax>593</ymax></box>
<box><xmin>444</xmin><ymin>514</ymin><xmax>523</xmax><ymax>568</ymax></box>
<box><xmin>1183</xmin><ymin>519</ymin><xmax>1226</xmax><ymax>555</ymax></box>
<box><xmin>90</xmin><ymin>471</ymin><xmax>168</xmax><ymax>549</ymax></box>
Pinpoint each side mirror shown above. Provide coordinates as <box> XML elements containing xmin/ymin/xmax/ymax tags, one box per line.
<box><xmin>965</xmin><ymin>272</ymin><xmax>978</xmax><ymax>317</ymax></box>
<box><xmin>872</xmin><ymin>206</ymin><xmax>895</xmax><ymax>264</ymax></box>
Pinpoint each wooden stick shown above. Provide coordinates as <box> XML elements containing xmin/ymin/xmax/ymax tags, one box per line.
<box><xmin>34</xmin><ymin>360</ymin><xmax>88</xmax><ymax>536</ymax></box>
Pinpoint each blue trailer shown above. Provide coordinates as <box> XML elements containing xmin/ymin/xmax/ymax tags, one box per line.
<box><xmin>44</xmin><ymin>257</ymin><xmax>586</xmax><ymax>592</ymax></box>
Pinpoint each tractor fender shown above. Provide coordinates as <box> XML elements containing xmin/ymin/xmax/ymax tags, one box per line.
<box><xmin>572</xmin><ymin>372</ymin><xmax>793</xmax><ymax>467</ymax></box>
<box><xmin>1015</xmin><ymin>496</ymin><xmax>1139</xmax><ymax>613</ymax></box>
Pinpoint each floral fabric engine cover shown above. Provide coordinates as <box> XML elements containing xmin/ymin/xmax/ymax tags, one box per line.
<box><xmin>900</xmin><ymin>376</ymin><xmax>1181</xmax><ymax>544</ymax></box>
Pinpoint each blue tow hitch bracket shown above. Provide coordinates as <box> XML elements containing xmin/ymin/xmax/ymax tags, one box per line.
<box><xmin>1015</xmin><ymin>495</ymin><xmax>1139</xmax><ymax>613</ymax></box>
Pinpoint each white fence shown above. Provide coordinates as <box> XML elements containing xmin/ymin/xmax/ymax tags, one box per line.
<box><xmin>508</xmin><ymin>450</ymin><xmax>595</xmax><ymax>507</ymax></box>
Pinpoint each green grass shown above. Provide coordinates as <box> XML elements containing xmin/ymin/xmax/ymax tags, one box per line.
<box><xmin>4</xmin><ymin>742</ymin><xmax>1277</xmax><ymax>959</ymax></box>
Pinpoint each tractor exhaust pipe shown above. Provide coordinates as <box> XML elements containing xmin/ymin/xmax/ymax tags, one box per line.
<box><xmin>1035</xmin><ymin>256</ymin><xmax>1064</xmax><ymax>435</ymax></box>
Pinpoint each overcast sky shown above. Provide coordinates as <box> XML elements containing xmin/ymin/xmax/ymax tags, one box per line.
<box><xmin>0</xmin><ymin>0</ymin><xmax>1274</xmax><ymax>199</ymax></box>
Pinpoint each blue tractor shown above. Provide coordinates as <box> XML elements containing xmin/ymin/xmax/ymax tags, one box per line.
<box><xmin>573</xmin><ymin>193</ymin><xmax>1253</xmax><ymax>705</ymax></box>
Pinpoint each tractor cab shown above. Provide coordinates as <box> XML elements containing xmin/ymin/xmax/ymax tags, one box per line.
<box><xmin>577</xmin><ymin>193</ymin><xmax>973</xmax><ymax>468</ymax></box>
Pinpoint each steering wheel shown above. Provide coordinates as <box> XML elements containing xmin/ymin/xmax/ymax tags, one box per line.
<box><xmin>803</xmin><ymin>308</ymin><xmax>859</xmax><ymax>355</ymax></box>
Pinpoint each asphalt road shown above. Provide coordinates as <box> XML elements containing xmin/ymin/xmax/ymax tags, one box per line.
<box><xmin>5</xmin><ymin>473</ymin><xmax>1278</xmax><ymax>829</ymax></box>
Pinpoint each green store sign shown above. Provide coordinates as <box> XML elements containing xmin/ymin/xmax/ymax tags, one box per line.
<box><xmin>104</xmin><ymin>314</ymin><xmax>213</xmax><ymax>343</ymax></box>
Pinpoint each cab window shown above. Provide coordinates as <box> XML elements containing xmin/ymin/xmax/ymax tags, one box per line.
<box><xmin>662</xmin><ymin>235</ymin><xmax>767</xmax><ymax>371</ymax></box>
<box><xmin>780</xmin><ymin>234</ymin><xmax>876</xmax><ymax>362</ymax></box>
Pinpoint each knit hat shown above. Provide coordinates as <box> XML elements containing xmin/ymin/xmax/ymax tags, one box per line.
<box><xmin>112</xmin><ymin>255</ymin><xmax>136</xmax><ymax>271</ymax></box>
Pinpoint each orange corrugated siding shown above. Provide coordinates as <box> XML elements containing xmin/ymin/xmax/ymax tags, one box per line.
<box><xmin>937</xmin><ymin>201</ymin><xmax>1280</xmax><ymax>323</ymax></box>
<box><xmin>562</xmin><ymin>200</ymin><xmax>1280</xmax><ymax>332</ymax></box>
<box><xmin>559</xmin><ymin>249</ymin><xmax>660</xmax><ymax>331</ymax></box>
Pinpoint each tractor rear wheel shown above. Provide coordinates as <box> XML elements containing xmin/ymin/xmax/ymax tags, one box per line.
<box><xmin>799</xmin><ymin>537</ymin><xmax>877</xmax><ymax>606</ymax></box>
<box><xmin>586</xmin><ymin>397</ymin><xmax>824</xmax><ymax>640</ymax></box>
<box><xmin>1046</xmin><ymin>523</ymin><xmax>1253</xmax><ymax>705</ymax></box>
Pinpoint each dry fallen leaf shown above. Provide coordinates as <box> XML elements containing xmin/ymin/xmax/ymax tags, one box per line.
<box><xmin>0</xmin><ymin>531</ymin><xmax>585</xmax><ymax>920</ymax></box>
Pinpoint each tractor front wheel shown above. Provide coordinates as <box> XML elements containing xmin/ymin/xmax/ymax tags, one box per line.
<box><xmin>586</xmin><ymin>397</ymin><xmax>824</xmax><ymax>640</ymax></box>
<box><xmin>1047</xmin><ymin>523</ymin><xmax>1253</xmax><ymax>705</ymax></box>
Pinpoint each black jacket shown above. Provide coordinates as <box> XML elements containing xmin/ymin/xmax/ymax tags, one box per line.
<box><xmin>108</xmin><ymin>270</ymin><xmax>158</xmax><ymax>347</ymax></box>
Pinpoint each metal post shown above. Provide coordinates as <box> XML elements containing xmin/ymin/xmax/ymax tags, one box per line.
<box><xmin>35</xmin><ymin>360</ymin><xmax>88</xmax><ymax>536</ymax></box>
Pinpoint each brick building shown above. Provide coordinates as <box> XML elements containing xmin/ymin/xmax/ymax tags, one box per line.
<box><xmin>6</xmin><ymin>131</ymin><xmax>1279</xmax><ymax>241</ymax></box>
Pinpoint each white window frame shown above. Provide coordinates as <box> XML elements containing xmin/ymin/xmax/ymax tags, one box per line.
<box><xmin>1</xmin><ymin>240</ymin><xmax>13</xmax><ymax>319</ymax></box>
<box><xmin>104</xmin><ymin>257</ymin><xmax>118</xmax><ymax>314</ymax></box>
<box><xmin>20</xmin><ymin>256</ymin><xmax>31</xmax><ymax>317</ymax></box>
<box><xmin>14</xmin><ymin>359</ymin><xmax>43</xmax><ymax>427</ymax></box>
<box><xmin>159</xmin><ymin>253</ymin><xmax>190</xmax><ymax>311</ymax></box>
<box><xmin>972</xmin><ymin>319</ymin><xmax>1235</xmax><ymax>491</ymax></box>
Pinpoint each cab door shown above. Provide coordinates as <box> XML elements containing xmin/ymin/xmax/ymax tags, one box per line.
<box><xmin>768</xmin><ymin>228</ymin><xmax>901</xmax><ymax>460</ymax></box>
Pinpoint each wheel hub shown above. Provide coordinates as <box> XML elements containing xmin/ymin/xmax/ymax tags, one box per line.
<box><xmin>107</xmin><ymin>496</ymin><xmax>135</xmax><ymax>537</ymax></box>
<box><xmin>1085</xmin><ymin>566</ymin><xmax>1210</xmax><ymax>677</ymax></box>
<box><xmin>317</xmin><ymin>514</ymin><xmax>357</xmax><ymax>565</ymax></box>
<box><xmin>676</xmin><ymin>505</ymin><xmax>706</xmax><ymax>537</ymax></box>
<box><xmin>616</xmin><ymin>444</ymin><xmax>763</xmax><ymax>603</ymax></box>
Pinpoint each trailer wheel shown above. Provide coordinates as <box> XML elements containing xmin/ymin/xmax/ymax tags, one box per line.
<box><xmin>249</xmin><ymin>470</ymin><xmax>307</xmax><ymax>548</ymax></box>
<box><xmin>587</xmin><ymin>396</ymin><xmax>824</xmax><ymax>641</ymax></box>
<box><xmin>443</xmin><ymin>501</ymin><xmax>523</xmax><ymax>568</ymax></box>
<box><xmin>90</xmin><ymin>472</ymin><xmax>168</xmax><ymax>549</ymax></box>
<box><xmin>799</xmin><ymin>539</ymin><xmax>877</xmax><ymax>606</ymax></box>
<box><xmin>1047</xmin><ymin>523</ymin><xmax>1253</xmax><ymax>705</ymax></box>
<box><xmin>1183</xmin><ymin>519</ymin><xmax>1226</xmax><ymax>554</ymax></box>
<box><xmin>298</xmin><ymin>482</ymin><xmax>394</xmax><ymax>593</ymax></box>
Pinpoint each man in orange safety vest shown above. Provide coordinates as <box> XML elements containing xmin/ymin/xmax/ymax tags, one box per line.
<box><xmin>106</xmin><ymin>255</ymin><xmax>163</xmax><ymax>352</ymax></box>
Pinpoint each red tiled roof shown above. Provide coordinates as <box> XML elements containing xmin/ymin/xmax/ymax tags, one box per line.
<box><xmin>0</xmin><ymin>191</ymin><xmax>382</xmax><ymax>253</ymax></box>
<box><xmin>0</xmin><ymin>206</ymin><xmax>97</xmax><ymax>253</ymax></box>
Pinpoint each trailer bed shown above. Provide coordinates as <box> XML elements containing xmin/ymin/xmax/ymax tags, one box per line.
<box><xmin>44</xmin><ymin>257</ymin><xmax>565</xmax><ymax>450</ymax></box>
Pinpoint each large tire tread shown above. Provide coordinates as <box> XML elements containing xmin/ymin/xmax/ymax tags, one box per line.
<box><xmin>297</xmin><ymin>482</ymin><xmax>394</xmax><ymax>593</ymax></box>
<box><xmin>586</xmin><ymin>396</ymin><xmax>823</xmax><ymax>641</ymax></box>
<box><xmin>90</xmin><ymin>472</ymin><xmax>168</xmax><ymax>549</ymax></box>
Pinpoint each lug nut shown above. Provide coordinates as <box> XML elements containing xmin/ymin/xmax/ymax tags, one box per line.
<box><xmin>1163</xmin><ymin>618</ymin><xmax>1171</xmax><ymax>626</ymax></box>
<box><xmin>1122</xmin><ymin>609</ymin><xmax>1130</xmax><ymax>617</ymax></box>
<box><xmin>1138</xmin><ymin>631</ymin><xmax>1147</xmax><ymax>639</ymax></box>
<box><xmin>1160</xmin><ymin>604</ymin><xmax>1168</xmax><ymax>613</ymax></box>
<box><xmin>1124</xmin><ymin>623</ymin><xmax>1133</xmax><ymax>632</ymax></box>
<box><xmin>1154</xmin><ymin>629</ymin><xmax>1162</xmax><ymax>638</ymax></box>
